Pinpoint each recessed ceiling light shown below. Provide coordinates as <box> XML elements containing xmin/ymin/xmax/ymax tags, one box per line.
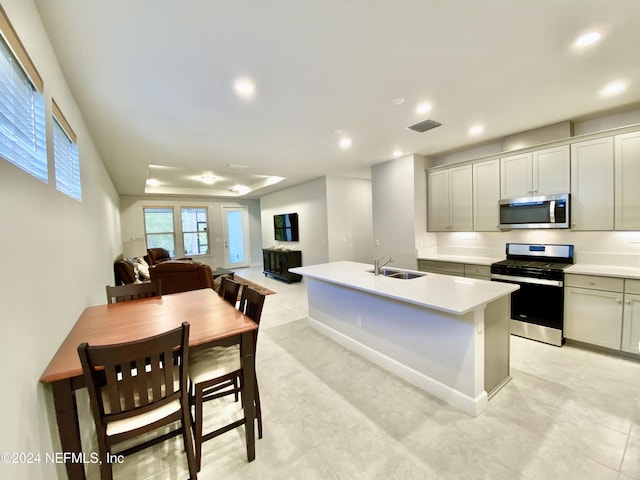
<box><xmin>575</xmin><ymin>31</ymin><xmax>602</xmax><ymax>47</ymax></box>
<box><xmin>392</xmin><ymin>150</ymin><xmax>403</xmax><ymax>158</ymax></box>
<box><xmin>234</xmin><ymin>78</ymin><xmax>256</xmax><ymax>98</ymax></box>
<box><xmin>339</xmin><ymin>137</ymin><xmax>352</xmax><ymax>149</ymax></box>
<box><xmin>416</xmin><ymin>103</ymin><xmax>432</xmax><ymax>114</ymax></box>
<box><xmin>600</xmin><ymin>81</ymin><xmax>626</xmax><ymax>97</ymax></box>
<box><xmin>200</xmin><ymin>175</ymin><xmax>216</xmax><ymax>185</ymax></box>
<box><xmin>146</xmin><ymin>179</ymin><xmax>160</xmax><ymax>187</ymax></box>
<box><xmin>469</xmin><ymin>125</ymin><xmax>484</xmax><ymax>136</ymax></box>
<box><xmin>391</xmin><ymin>97</ymin><xmax>405</xmax><ymax>106</ymax></box>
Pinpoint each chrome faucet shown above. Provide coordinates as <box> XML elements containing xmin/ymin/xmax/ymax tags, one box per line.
<box><xmin>373</xmin><ymin>256</ymin><xmax>393</xmax><ymax>275</ymax></box>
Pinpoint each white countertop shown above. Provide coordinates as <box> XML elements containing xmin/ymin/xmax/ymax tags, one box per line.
<box><xmin>566</xmin><ymin>263</ymin><xmax>640</xmax><ymax>279</ymax></box>
<box><xmin>291</xmin><ymin>261</ymin><xmax>518</xmax><ymax>315</ymax></box>
<box><xmin>417</xmin><ymin>254</ymin><xmax>504</xmax><ymax>266</ymax></box>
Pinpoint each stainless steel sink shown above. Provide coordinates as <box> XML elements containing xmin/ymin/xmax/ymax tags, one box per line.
<box><xmin>367</xmin><ymin>268</ymin><xmax>426</xmax><ymax>279</ymax></box>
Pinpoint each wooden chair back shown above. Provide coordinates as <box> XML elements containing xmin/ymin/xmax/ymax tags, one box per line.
<box><xmin>238</xmin><ymin>286</ymin><xmax>265</xmax><ymax>325</ymax></box>
<box><xmin>78</xmin><ymin>322</ymin><xmax>189</xmax><ymax>422</ymax></box>
<box><xmin>219</xmin><ymin>277</ymin><xmax>241</xmax><ymax>305</ymax></box>
<box><xmin>105</xmin><ymin>280</ymin><xmax>162</xmax><ymax>304</ymax></box>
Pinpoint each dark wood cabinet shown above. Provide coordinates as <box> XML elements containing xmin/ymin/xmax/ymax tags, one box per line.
<box><xmin>262</xmin><ymin>249</ymin><xmax>302</xmax><ymax>283</ymax></box>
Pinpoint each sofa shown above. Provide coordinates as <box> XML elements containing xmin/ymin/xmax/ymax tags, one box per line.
<box><xmin>149</xmin><ymin>260</ymin><xmax>215</xmax><ymax>294</ymax></box>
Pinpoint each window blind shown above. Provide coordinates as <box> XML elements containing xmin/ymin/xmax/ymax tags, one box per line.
<box><xmin>53</xmin><ymin>116</ymin><xmax>81</xmax><ymax>201</ymax></box>
<box><xmin>0</xmin><ymin>32</ymin><xmax>46</xmax><ymax>182</ymax></box>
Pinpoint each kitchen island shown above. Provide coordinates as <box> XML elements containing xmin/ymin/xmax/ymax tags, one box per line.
<box><xmin>290</xmin><ymin>261</ymin><xmax>519</xmax><ymax>416</ymax></box>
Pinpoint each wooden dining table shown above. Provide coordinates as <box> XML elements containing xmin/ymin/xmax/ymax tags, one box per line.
<box><xmin>39</xmin><ymin>288</ymin><xmax>258</xmax><ymax>480</ymax></box>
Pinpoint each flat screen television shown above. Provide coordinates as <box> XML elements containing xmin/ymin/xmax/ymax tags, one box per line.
<box><xmin>274</xmin><ymin>213</ymin><xmax>299</xmax><ymax>242</ymax></box>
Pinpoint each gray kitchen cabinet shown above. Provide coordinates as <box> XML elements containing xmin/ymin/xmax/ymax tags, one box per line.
<box><xmin>417</xmin><ymin>259</ymin><xmax>490</xmax><ymax>280</ymax></box>
<box><xmin>427</xmin><ymin>165</ymin><xmax>473</xmax><ymax>232</ymax></box>
<box><xmin>500</xmin><ymin>145</ymin><xmax>570</xmax><ymax>199</ymax></box>
<box><xmin>564</xmin><ymin>274</ymin><xmax>624</xmax><ymax>349</ymax></box>
<box><xmin>417</xmin><ymin>259</ymin><xmax>464</xmax><ymax>276</ymax></box>
<box><xmin>464</xmin><ymin>264</ymin><xmax>491</xmax><ymax>280</ymax></box>
<box><xmin>614</xmin><ymin>131</ymin><xmax>640</xmax><ymax>230</ymax></box>
<box><xmin>622</xmin><ymin>279</ymin><xmax>640</xmax><ymax>354</ymax></box>
<box><xmin>473</xmin><ymin>159</ymin><xmax>500</xmax><ymax>231</ymax></box>
<box><xmin>570</xmin><ymin>137</ymin><xmax>614</xmax><ymax>230</ymax></box>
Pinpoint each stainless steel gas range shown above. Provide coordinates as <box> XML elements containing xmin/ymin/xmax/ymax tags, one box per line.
<box><xmin>490</xmin><ymin>243</ymin><xmax>575</xmax><ymax>347</ymax></box>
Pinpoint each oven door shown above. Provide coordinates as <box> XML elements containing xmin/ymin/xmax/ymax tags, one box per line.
<box><xmin>491</xmin><ymin>274</ymin><xmax>564</xmax><ymax>346</ymax></box>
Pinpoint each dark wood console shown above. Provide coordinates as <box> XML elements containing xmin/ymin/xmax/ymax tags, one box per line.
<box><xmin>262</xmin><ymin>248</ymin><xmax>302</xmax><ymax>283</ymax></box>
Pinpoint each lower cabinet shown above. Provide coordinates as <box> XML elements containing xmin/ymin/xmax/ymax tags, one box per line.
<box><xmin>417</xmin><ymin>259</ymin><xmax>464</xmax><ymax>276</ymax></box>
<box><xmin>622</xmin><ymin>280</ymin><xmax>640</xmax><ymax>354</ymax></box>
<box><xmin>564</xmin><ymin>274</ymin><xmax>640</xmax><ymax>354</ymax></box>
<box><xmin>417</xmin><ymin>259</ymin><xmax>490</xmax><ymax>280</ymax></box>
<box><xmin>564</xmin><ymin>281</ymin><xmax>624</xmax><ymax>349</ymax></box>
<box><xmin>262</xmin><ymin>249</ymin><xmax>302</xmax><ymax>283</ymax></box>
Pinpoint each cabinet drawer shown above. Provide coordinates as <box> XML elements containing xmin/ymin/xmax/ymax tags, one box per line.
<box><xmin>565</xmin><ymin>274</ymin><xmax>624</xmax><ymax>292</ymax></box>
<box><xmin>625</xmin><ymin>279</ymin><xmax>640</xmax><ymax>295</ymax></box>
<box><xmin>464</xmin><ymin>264</ymin><xmax>490</xmax><ymax>278</ymax></box>
<box><xmin>417</xmin><ymin>260</ymin><xmax>464</xmax><ymax>276</ymax></box>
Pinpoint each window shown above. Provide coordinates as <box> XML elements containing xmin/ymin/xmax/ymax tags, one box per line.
<box><xmin>0</xmin><ymin>7</ymin><xmax>46</xmax><ymax>182</ymax></box>
<box><xmin>144</xmin><ymin>207</ymin><xmax>175</xmax><ymax>256</ymax></box>
<box><xmin>53</xmin><ymin>100</ymin><xmax>81</xmax><ymax>200</ymax></box>
<box><xmin>181</xmin><ymin>207</ymin><xmax>209</xmax><ymax>255</ymax></box>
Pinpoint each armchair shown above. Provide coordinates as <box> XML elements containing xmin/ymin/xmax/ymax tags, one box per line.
<box><xmin>113</xmin><ymin>258</ymin><xmax>137</xmax><ymax>285</ymax></box>
<box><xmin>149</xmin><ymin>260</ymin><xmax>214</xmax><ymax>295</ymax></box>
<box><xmin>146</xmin><ymin>247</ymin><xmax>192</xmax><ymax>266</ymax></box>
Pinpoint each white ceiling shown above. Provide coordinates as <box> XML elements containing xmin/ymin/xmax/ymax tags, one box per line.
<box><xmin>34</xmin><ymin>0</ymin><xmax>640</xmax><ymax>199</ymax></box>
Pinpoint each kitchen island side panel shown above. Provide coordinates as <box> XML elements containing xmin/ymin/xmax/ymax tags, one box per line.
<box><xmin>306</xmin><ymin>278</ymin><xmax>489</xmax><ymax>415</ymax></box>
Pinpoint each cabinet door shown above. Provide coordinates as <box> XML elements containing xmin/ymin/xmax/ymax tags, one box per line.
<box><xmin>614</xmin><ymin>131</ymin><xmax>640</xmax><ymax>230</ymax></box>
<box><xmin>622</xmin><ymin>293</ymin><xmax>640</xmax><ymax>354</ymax></box>
<box><xmin>533</xmin><ymin>145</ymin><xmax>570</xmax><ymax>196</ymax></box>
<box><xmin>500</xmin><ymin>153</ymin><xmax>532</xmax><ymax>199</ymax></box>
<box><xmin>564</xmin><ymin>286</ymin><xmax>623</xmax><ymax>349</ymax></box>
<box><xmin>570</xmin><ymin>137</ymin><xmax>614</xmax><ymax>230</ymax></box>
<box><xmin>427</xmin><ymin>170</ymin><xmax>450</xmax><ymax>231</ymax></box>
<box><xmin>473</xmin><ymin>159</ymin><xmax>500</xmax><ymax>231</ymax></box>
<box><xmin>449</xmin><ymin>165</ymin><xmax>473</xmax><ymax>231</ymax></box>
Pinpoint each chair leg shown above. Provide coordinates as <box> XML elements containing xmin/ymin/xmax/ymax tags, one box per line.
<box><xmin>181</xmin><ymin>401</ymin><xmax>198</xmax><ymax>480</ymax></box>
<box><xmin>255</xmin><ymin>380</ymin><xmax>263</xmax><ymax>439</ymax></box>
<box><xmin>194</xmin><ymin>386</ymin><xmax>204</xmax><ymax>472</ymax></box>
<box><xmin>98</xmin><ymin>444</ymin><xmax>112</xmax><ymax>480</ymax></box>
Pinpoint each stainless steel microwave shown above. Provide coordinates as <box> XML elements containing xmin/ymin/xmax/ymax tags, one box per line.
<box><xmin>499</xmin><ymin>193</ymin><xmax>570</xmax><ymax>230</ymax></box>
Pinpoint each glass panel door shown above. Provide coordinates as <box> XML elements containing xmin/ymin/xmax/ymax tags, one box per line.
<box><xmin>222</xmin><ymin>206</ymin><xmax>249</xmax><ymax>268</ymax></box>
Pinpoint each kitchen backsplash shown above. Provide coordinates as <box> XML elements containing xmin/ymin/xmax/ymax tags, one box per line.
<box><xmin>420</xmin><ymin>231</ymin><xmax>640</xmax><ymax>266</ymax></box>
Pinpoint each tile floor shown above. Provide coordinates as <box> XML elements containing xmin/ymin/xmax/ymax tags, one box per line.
<box><xmin>88</xmin><ymin>266</ymin><xmax>640</xmax><ymax>480</ymax></box>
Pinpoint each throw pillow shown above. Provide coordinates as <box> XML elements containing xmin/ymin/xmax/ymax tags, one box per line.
<box><xmin>136</xmin><ymin>257</ymin><xmax>151</xmax><ymax>281</ymax></box>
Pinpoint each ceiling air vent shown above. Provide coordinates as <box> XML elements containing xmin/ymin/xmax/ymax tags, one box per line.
<box><xmin>407</xmin><ymin>119</ymin><xmax>442</xmax><ymax>133</ymax></box>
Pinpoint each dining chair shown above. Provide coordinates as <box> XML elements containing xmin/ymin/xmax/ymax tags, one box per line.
<box><xmin>189</xmin><ymin>286</ymin><xmax>265</xmax><ymax>471</ymax></box>
<box><xmin>105</xmin><ymin>280</ymin><xmax>162</xmax><ymax>304</ymax></box>
<box><xmin>218</xmin><ymin>276</ymin><xmax>241</xmax><ymax>305</ymax></box>
<box><xmin>77</xmin><ymin>322</ymin><xmax>197</xmax><ymax>480</ymax></box>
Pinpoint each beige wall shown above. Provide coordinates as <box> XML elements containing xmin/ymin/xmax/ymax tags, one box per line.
<box><xmin>260</xmin><ymin>177</ymin><xmax>330</xmax><ymax>266</ymax></box>
<box><xmin>119</xmin><ymin>195</ymin><xmax>263</xmax><ymax>269</ymax></box>
<box><xmin>0</xmin><ymin>1</ymin><xmax>121</xmax><ymax>478</ymax></box>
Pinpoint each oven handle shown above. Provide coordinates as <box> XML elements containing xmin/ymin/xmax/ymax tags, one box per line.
<box><xmin>491</xmin><ymin>273</ymin><xmax>563</xmax><ymax>287</ymax></box>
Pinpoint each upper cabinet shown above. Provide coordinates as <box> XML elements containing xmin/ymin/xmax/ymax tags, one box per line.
<box><xmin>473</xmin><ymin>159</ymin><xmax>500</xmax><ymax>231</ymax></box>
<box><xmin>614</xmin><ymin>131</ymin><xmax>640</xmax><ymax>230</ymax></box>
<box><xmin>570</xmin><ymin>137</ymin><xmax>614</xmax><ymax>230</ymax></box>
<box><xmin>425</xmin><ymin>125</ymin><xmax>640</xmax><ymax>234</ymax></box>
<box><xmin>427</xmin><ymin>165</ymin><xmax>473</xmax><ymax>232</ymax></box>
<box><xmin>500</xmin><ymin>145</ymin><xmax>570</xmax><ymax>199</ymax></box>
